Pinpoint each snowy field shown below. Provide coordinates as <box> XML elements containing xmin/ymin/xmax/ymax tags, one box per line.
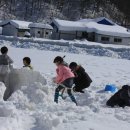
<box><xmin>0</xmin><ymin>38</ymin><xmax>130</xmax><ymax>130</ymax></box>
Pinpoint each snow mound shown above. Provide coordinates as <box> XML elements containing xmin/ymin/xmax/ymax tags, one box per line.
<box><xmin>0</xmin><ymin>102</ymin><xmax>16</xmax><ymax>117</ymax></box>
<box><xmin>8</xmin><ymin>68</ymin><xmax>47</xmax><ymax>92</ymax></box>
<box><xmin>9</xmin><ymin>78</ymin><xmax>60</xmax><ymax>130</ymax></box>
<box><xmin>0</xmin><ymin>36</ymin><xmax>130</xmax><ymax>60</ymax></box>
<box><xmin>0</xmin><ymin>82</ymin><xmax>6</xmax><ymax>100</ymax></box>
<box><xmin>32</xmin><ymin>113</ymin><xmax>60</xmax><ymax>130</ymax></box>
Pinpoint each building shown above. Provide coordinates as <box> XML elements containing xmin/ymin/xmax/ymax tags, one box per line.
<box><xmin>81</xmin><ymin>17</ymin><xmax>130</xmax><ymax>45</ymax></box>
<box><xmin>51</xmin><ymin>17</ymin><xmax>130</xmax><ymax>45</ymax></box>
<box><xmin>0</xmin><ymin>20</ymin><xmax>31</xmax><ymax>37</ymax></box>
<box><xmin>29</xmin><ymin>23</ymin><xmax>53</xmax><ymax>38</ymax></box>
<box><xmin>51</xmin><ymin>19</ymin><xmax>87</xmax><ymax>40</ymax></box>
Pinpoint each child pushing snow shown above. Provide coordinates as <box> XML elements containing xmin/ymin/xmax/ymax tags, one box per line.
<box><xmin>53</xmin><ymin>56</ymin><xmax>77</xmax><ymax>105</ymax></box>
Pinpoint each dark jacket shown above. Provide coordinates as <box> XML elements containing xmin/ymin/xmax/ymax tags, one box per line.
<box><xmin>74</xmin><ymin>66</ymin><xmax>92</xmax><ymax>89</ymax></box>
<box><xmin>106</xmin><ymin>85</ymin><xmax>130</xmax><ymax>108</ymax></box>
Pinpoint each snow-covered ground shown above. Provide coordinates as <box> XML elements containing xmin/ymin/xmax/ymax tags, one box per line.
<box><xmin>0</xmin><ymin>38</ymin><xmax>130</xmax><ymax>130</ymax></box>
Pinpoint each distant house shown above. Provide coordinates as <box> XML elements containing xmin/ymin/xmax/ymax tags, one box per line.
<box><xmin>0</xmin><ymin>20</ymin><xmax>31</xmax><ymax>37</ymax></box>
<box><xmin>52</xmin><ymin>17</ymin><xmax>130</xmax><ymax>45</ymax></box>
<box><xmin>80</xmin><ymin>17</ymin><xmax>130</xmax><ymax>45</ymax></box>
<box><xmin>51</xmin><ymin>19</ymin><xmax>87</xmax><ymax>40</ymax></box>
<box><xmin>29</xmin><ymin>23</ymin><xmax>53</xmax><ymax>38</ymax></box>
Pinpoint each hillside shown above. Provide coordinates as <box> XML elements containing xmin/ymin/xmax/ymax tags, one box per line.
<box><xmin>0</xmin><ymin>0</ymin><xmax>130</xmax><ymax>25</ymax></box>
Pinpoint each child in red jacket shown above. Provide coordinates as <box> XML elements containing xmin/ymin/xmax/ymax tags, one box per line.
<box><xmin>53</xmin><ymin>56</ymin><xmax>77</xmax><ymax>105</ymax></box>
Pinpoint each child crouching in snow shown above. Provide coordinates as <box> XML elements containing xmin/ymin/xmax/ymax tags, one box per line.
<box><xmin>53</xmin><ymin>56</ymin><xmax>77</xmax><ymax>105</ymax></box>
<box><xmin>69</xmin><ymin>62</ymin><xmax>92</xmax><ymax>93</ymax></box>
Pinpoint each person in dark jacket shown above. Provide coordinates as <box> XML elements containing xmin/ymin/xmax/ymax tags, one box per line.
<box><xmin>106</xmin><ymin>85</ymin><xmax>130</xmax><ymax>108</ymax></box>
<box><xmin>69</xmin><ymin>62</ymin><xmax>92</xmax><ymax>93</ymax></box>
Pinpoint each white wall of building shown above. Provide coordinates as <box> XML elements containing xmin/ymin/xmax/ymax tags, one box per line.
<box><xmin>52</xmin><ymin>26</ymin><xmax>83</xmax><ymax>40</ymax></box>
<box><xmin>30</xmin><ymin>28</ymin><xmax>52</xmax><ymax>38</ymax></box>
<box><xmin>95</xmin><ymin>34</ymin><xmax>130</xmax><ymax>45</ymax></box>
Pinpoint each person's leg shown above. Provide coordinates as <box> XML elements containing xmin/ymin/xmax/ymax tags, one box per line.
<box><xmin>0</xmin><ymin>75</ymin><xmax>4</xmax><ymax>83</ymax></box>
<box><xmin>73</xmin><ymin>86</ymin><xmax>84</xmax><ymax>93</ymax></box>
<box><xmin>76</xmin><ymin>83</ymin><xmax>91</xmax><ymax>93</ymax></box>
<box><xmin>3</xmin><ymin>73</ymin><xmax>13</xmax><ymax>101</ymax></box>
<box><xmin>4</xmin><ymin>73</ymin><xmax>9</xmax><ymax>88</ymax></box>
<box><xmin>67</xmin><ymin>89</ymin><xmax>77</xmax><ymax>105</ymax></box>
<box><xmin>54</xmin><ymin>85</ymin><xmax>64</xmax><ymax>103</ymax></box>
<box><xmin>106</xmin><ymin>93</ymin><xmax>119</xmax><ymax>107</ymax></box>
<box><xmin>3</xmin><ymin>88</ymin><xmax>13</xmax><ymax>101</ymax></box>
<box><xmin>117</xmin><ymin>99</ymin><xmax>126</xmax><ymax>108</ymax></box>
<box><xmin>59</xmin><ymin>88</ymin><xmax>67</xmax><ymax>100</ymax></box>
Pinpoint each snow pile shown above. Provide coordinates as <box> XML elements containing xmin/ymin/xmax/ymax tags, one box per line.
<box><xmin>9</xmin><ymin>82</ymin><xmax>49</xmax><ymax>109</ymax></box>
<box><xmin>0</xmin><ymin>82</ymin><xmax>5</xmax><ymax>100</ymax></box>
<box><xmin>0</xmin><ymin>102</ymin><xmax>16</xmax><ymax>117</ymax></box>
<box><xmin>0</xmin><ymin>83</ymin><xmax>35</xmax><ymax>130</ymax></box>
<box><xmin>8</xmin><ymin>69</ymin><xmax>47</xmax><ymax>92</ymax></box>
<box><xmin>8</xmin><ymin>78</ymin><xmax>60</xmax><ymax>130</ymax></box>
<box><xmin>3</xmin><ymin>68</ymin><xmax>59</xmax><ymax>130</ymax></box>
<box><xmin>0</xmin><ymin>36</ymin><xmax>129</xmax><ymax>60</ymax></box>
<box><xmin>32</xmin><ymin>112</ymin><xmax>60</xmax><ymax>130</ymax></box>
<box><xmin>7</xmin><ymin>38</ymin><xmax>130</xmax><ymax>60</ymax></box>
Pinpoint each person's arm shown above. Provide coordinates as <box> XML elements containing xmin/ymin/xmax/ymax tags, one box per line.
<box><xmin>7</xmin><ymin>55</ymin><xmax>13</xmax><ymax>64</ymax></box>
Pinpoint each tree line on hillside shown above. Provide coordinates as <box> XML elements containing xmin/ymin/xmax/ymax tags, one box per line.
<box><xmin>0</xmin><ymin>0</ymin><xmax>130</xmax><ymax>25</ymax></box>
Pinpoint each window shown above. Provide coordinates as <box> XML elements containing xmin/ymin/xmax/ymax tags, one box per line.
<box><xmin>114</xmin><ymin>38</ymin><xmax>122</xmax><ymax>43</ymax></box>
<box><xmin>38</xmin><ymin>31</ymin><xmax>41</xmax><ymax>34</ymax></box>
<box><xmin>46</xmin><ymin>32</ymin><xmax>49</xmax><ymax>35</ymax></box>
<box><xmin>101</xmin><ymin>37</ymin><xmax>109</xmax><ymax>41</ymax></box>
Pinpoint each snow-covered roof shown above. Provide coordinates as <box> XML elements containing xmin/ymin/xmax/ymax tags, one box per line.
<box><xmin>0</xmin><ymin>20</ymin><xmax>9</xmax><ymax>26</ymax></box>
<box><xmin>79</xmin><ymin>17</ymin><xmax>115</xmax><ymax>25</ymax></box>
<box><xmin>29</xmin><ymin>23</ymin><xmax>53</xmax><ymax>30</ymax></box>
<box><xmin>85</xmin><ymin>21</ymin><xmax>130</xmax><ymax>37</ymax></box>
<box><xmin>78</xmin><ymin>18</ymin><xmax>93</xmax><ymax>23</ymax></box>
<box><xmin>0</xmin><ymin>20</ymin><xmax>32</xmax><ymax>29</ymax></box>
<box><xmin>53</xmin><ymin>18</ymin><xmax>130</xmax><ymax>37</ymax></box>
<box><xmin>52</xmin><ymin>19</ymin><xmax>86</xmax><ymax>31</ymax></box>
